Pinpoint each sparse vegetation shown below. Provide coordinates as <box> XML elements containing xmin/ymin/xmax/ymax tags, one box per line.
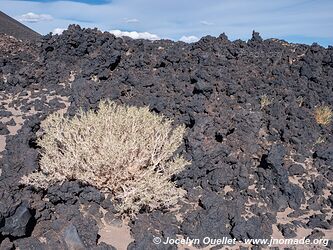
<box><xmin>314</xmin><ymin>105</ymin><xmax>332</xmax><ymax>125</ymax></box>
<box><xmin>21</xmin><ymin>100</ymin><xmax>189</xmax><ymax>215</ymax></box>
<box><xmin>315</xmin><ymin>135</ymin><xmax>326</xmax><ymax>145</ymax></box>
<box><xmin>296</xmin><ymin>96</ymin><xmax>304</xmax><ymax>107</ymax></box>
<box><xmin>260</xmin><ymin>94</ymin><xmax>272</xmax><ymax>109</ymax></box>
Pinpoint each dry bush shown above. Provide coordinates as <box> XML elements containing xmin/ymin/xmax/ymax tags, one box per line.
<box><xmin>21</xmin><ymin>100</ymin><xmax>189</xmax><ymax>215</ymax></box>
<box><xmin>314</xmin><ymin>105</ymin><xmax>332</xmax><ymax>126</ymax></box>
<box><xmin>260</xmin><ymin>94</ymin><xmax>272</xmax><ymax>109</ymax></box>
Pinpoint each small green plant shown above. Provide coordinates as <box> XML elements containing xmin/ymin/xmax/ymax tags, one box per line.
<box><xmin>260</xmin><ymin>94</ymin><xmax>272</xmax><ymax>109</ymax></box>
<box><xmin>21</xmin><ymin>100</ymin><xmax>189</xmax><ymax>215</ymax></box>
<box><xmin>314</xmin><ymin>105</ymin><xmax>332</xmax><ymax>126</ymax></box>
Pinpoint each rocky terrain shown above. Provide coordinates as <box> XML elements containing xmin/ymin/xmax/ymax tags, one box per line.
<box><xmin>0</xmin><ymin>25</ymin><xmax>332</xmax><ymax>249</ymax></box>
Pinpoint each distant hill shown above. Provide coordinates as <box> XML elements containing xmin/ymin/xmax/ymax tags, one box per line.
<box><xmin>0</xmin><ymin>11</ymin><xmax>41</xmax><ymax>41</ymax></box>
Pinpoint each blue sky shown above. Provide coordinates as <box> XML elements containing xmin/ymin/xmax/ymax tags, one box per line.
<box><xmin>1</xmin><ymin>0</ymin><xmax>333</xmax><ymax>45</ymax></box>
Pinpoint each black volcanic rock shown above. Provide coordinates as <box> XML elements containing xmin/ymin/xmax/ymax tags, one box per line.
<box><xmin>288</xmin><ymin>164</ymin><xmax>305</xmax><ymax>175</ymax></box>
<box><xmin>277</xmin><ymin>223</ymin><xmax>297</xmax><ymax>238</ymax></box>
<box><xmin>0</xmin><ymin>204</ymin><xmax>35</xmax><ymax>237</ymax></box>
<box><xmin>0</xmin><ymin>122</ymin><xmax>10</xmax><ymax>135</ymax></box>
<box><xmin>0</xmin><ymin>25</ymin><xmax>332</xmax><ymax>249</ymax></box>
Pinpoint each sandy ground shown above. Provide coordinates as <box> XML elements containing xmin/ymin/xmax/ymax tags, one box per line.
<box><xmin>94</xmin><ymin>153</ymin><xmax>333</xmax><ymax>250</ymax></box>
<box><xmin>98</xmin><ymin>210</ymin><xmax>134</xmax><ymax>249</ymax></box>
<box><xmin>0</xmin><ymin>89</ymin><xmax>69</xmax><ymax>157</ymax></box>
<box><xmin>1</xmin><ymin>88</ymin><xmax>331</xmax><ymax>250</ymax></box>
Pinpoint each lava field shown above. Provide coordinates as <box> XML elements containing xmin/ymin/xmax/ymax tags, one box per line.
<box><xmin>0</xmin><ymin>25</ymin><xmax>333</xmax><ymax>249</ymax></box>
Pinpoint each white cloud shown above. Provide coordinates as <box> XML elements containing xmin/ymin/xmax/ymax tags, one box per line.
<box><xmin>179</xmin><ymin>35</ymin><xmax>199</xmax><ymax>43</ymax></box>
<box><xmin>200</xmin><ymin>20</ymin><xmax>214</xmax><ymax>26</ymax></box>
<box><xmin>109</xmin><ymin>30</ymin><xmax>160</xmax><ymax>40</ymax></box>
<box><xmin>123</xmin><ymin>18</ymin><xmax>140</xmax><ymax>23</ymax></box>
<box><xmin>18</xmin><ymin>12</ymin><xmax>53</xmax><ymax>23</ymax></box>
<box><xmin>52</xmin><ymin>28</ymin><xmax>65</xmax><ymax>35</ymax></box>
<box><xmin>2</xmin><ymin>0</ymin><xmax>333</xmax><ymax>46</ymax></box>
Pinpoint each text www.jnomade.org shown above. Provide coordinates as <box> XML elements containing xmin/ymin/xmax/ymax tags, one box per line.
<box><xmin>152</xmin><ymin>236</ymin><xmax>330</xmax><ymax>247</ymax></box>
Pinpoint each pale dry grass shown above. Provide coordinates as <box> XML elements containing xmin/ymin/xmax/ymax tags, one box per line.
<box><xmin>21</xmin><ymin>100</ymin><xmax>189</xmax><ymax>215</ymax></box>
<box><xmin>260</xmin><ymin>94</ymin><xmax>272</xmax><ymax>109</ymax></box>
<box><xmin>314</xmin><ymin>105</ymin><xmax>332</xmax><ymax>126</ymax></box>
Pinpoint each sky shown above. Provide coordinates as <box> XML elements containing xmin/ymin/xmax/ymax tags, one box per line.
<box><xmin>0</xmin><ymin>0</ymin><xmax>333</xmax><ymax>46</ymax></box>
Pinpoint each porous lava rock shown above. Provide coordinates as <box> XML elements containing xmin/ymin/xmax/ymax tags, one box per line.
<box><xmin>0</xmin><ymin>26</ymin><xmax>332</xmax><ymax>249</ymax></box>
